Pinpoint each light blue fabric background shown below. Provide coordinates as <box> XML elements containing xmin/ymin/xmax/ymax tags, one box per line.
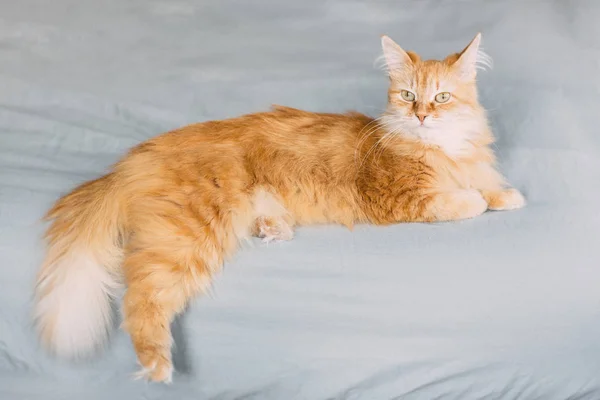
<box><xmin>1</xmin><ymin>0</ymin><xmax>599</xmax><ymax>398</ymax></box>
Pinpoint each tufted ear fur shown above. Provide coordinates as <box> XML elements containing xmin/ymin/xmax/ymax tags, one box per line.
<box><xmin>380</xmin><ymin>35</ymin><xmax>415</xmax><ymax>73</ymax></box>
<box><xmin>453</xmin><ymin>33</ymin><xmax>492</xmax><ymax>80</ymax></box>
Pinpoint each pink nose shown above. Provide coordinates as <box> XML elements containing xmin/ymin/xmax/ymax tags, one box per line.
<box><xmin>417</xmin><ymin>114</ymin><xmax>427</xmax><ymax>124</ymax></box>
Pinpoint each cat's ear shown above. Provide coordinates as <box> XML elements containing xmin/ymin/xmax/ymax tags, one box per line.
<box><xmin>453</xmin><ymin>33</ymin><xmax>491</xmax><ymax>80</ymax></box>
<box><xmin>380</xmin><ymin>35</ymin><xmax>414</xmax><ymax>73</ymax></box>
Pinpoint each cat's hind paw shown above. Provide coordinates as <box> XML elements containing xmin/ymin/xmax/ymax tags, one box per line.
<box><xmin>253</xmin><ymin>216</ymin><xmax>294</xmax><ymax>243</ymax></box>
<box><xmin>133</xmin><ymin>353</ymin><xmax>174</xmax><ymax>384</ymax></box>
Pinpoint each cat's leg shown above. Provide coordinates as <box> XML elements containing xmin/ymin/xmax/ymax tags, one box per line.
<box><xmin>469</xmin><ymin>163</ymin><xmax>526</xmax><ymax>211</ymax></box>
<box><xmin>419</xmin><ymin>189</ymin><xmax>489</xmax><ymax>222</ymax></box>
<box><xmin>388</xmin><ymin>189</ymin><xmax>489</xmax><ymax>223</ymax></box>
<box><xmin>122</xmin><ymin>237</ymin><xmax>218</xmax><ymax>383</ymax></box>
<box><xmin>122</xmin><ymin>206</ymin><xmax>244</xmax><ymax>382</ymax></box>
<box><xmin>252</xmin><ymin>215</ymin><xmax>294</xmax><ymax>243</ymax></box>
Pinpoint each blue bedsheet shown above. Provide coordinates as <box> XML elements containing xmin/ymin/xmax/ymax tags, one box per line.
<box><xmin>1</xmin><ymin>0</ymin><xmax>599</xmax><ymax>398</ymax></box>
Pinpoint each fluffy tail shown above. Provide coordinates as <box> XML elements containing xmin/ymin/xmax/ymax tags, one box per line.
<box><xmin>34</xmin><ymin>173</ymin><xmax>125</xmax><ymax>359</ymax></box>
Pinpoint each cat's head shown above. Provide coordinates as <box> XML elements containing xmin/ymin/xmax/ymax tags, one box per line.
<box><xmin>379</xmin><ymin>33</ymin><xmax>492</xmax><ymax>156</ymax></box>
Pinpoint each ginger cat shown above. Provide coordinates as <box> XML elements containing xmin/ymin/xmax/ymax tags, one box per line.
<box><xmin>34</xmin><ymin>33</ymin><xmax>525</xmax><ymax>383</ymax></box>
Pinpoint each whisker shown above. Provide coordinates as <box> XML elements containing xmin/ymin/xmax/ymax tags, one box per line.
<box><xmin>360</xmin><ymin>132</ymin><xmax>390</xmax><ymax>171</ymax></box>
<box><xmin>354</xmin><ymin>117</ymin><xmax>399</xmax><ymax>165</ymax></box>
<box><xmin>357</xmin><ymin>116</ymin><xmax>407</xmax><ymax>171</ymax></box>
<box><xmin>357</xmin><ymin>129</ymin><xmax>390</xmax><ymax>170</ymax></box>
<box><xmin>373</xmin><ymin>127</ymin><xmax>403</xmax><ymax>166</ymax></box>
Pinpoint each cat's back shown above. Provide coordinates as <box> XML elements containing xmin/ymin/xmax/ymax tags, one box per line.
<box><xmin>265</xmin><ymin>105</ymin><xmax>374</xmax><ymax>145</ymax></box>
<box><xmin>142</xmin><ymin>105</ymin><xmax>372</xmax><ymax>150</ymax></box>
<box><xmin>123</xmin><ymin>106</ymin><xmax>374</xmax><ymax>173</ymax></box>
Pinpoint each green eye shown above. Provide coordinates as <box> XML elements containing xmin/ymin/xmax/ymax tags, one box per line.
<box><xmin>400</xmin><ymin>90</ymin><xmax>415</xmax><ymax>102</ymax></box>
<box><xmin>435</xmin><ymin>92</ymin><xmax>451</xmax><ymax>103</ymax></box>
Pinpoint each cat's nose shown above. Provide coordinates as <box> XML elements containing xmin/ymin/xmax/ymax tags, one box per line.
<box><xmin>416</xmin><ymin>114</ymin><xmax>428</xmax><ymax>125</ymax></box>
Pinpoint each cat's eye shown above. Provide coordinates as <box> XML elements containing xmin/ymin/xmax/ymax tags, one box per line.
<box><xmin>435</xmin><ymin>92</ymin><xmax>451</xmax><ymax>103</ymax></box>
<box><xmin>400</xmin><ymin>90</ymin><xmax>415</xmax><ymax>102</ymax></box>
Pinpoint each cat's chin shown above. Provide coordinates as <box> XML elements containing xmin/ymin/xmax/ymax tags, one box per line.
<box><xmin>383</xmin><ymin>119</ymin><xmax>473</xmax><ymax>157</ymax></box>
<box><xmin>403</xmin><ymin>126</ymin><xmax>473</xmax><ymax>157</ymax></box>
<box><xmin>400</xmin><ymin>121</ymin><xmax>439</xmax><ymax>134</ymax></box>
<box><xmin>403</xmin><ymin>125</ymin><xmax>438</xmax><ymax>138</ymax></box>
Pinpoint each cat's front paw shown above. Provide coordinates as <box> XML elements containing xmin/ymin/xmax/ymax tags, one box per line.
<box><xmin>484</xmin><ymin>188</ymin><xmax>526</xmax><ymax>211</ymax></box>
<box><xmin>428</xmin><ymin>189</ymin><xmax>488</xmax><ymax>221</ymax></box>
<box><xmin>451</xmin><ymin>189</ymin><xmax>489</xmax><ymax>219</ymax></box>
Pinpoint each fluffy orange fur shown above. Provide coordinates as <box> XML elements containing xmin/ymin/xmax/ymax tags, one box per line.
<box><xmin>34</xmin><ymin>33</ymin><xmax>525</xmax><ymax>383</ymax></box>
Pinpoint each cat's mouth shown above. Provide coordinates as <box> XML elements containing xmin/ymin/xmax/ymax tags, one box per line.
<box><xmin>415</xmin><ymin>121</ymin><xmax>435</xmax><ymax>130</ymax></box>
